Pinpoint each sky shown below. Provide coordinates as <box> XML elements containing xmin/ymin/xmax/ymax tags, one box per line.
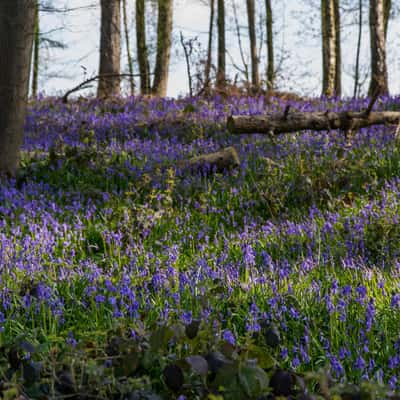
<box><xmin>38</xmin><ymin>0</ymin><xmax>400</xmax><ymax>98</ymax></box>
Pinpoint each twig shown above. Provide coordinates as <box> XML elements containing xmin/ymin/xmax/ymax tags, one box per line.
<box><xmin>62</xmin><ymin>73</ymin><xmax>143</xmax><ymax>103</ymax></box>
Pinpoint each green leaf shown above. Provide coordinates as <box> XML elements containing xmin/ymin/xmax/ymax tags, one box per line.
<box><xmin>212</xmin><ymin>362</ymin><xmax>246</xmax><ymax>400</ymax></box>
<box><xmin>238</xmin><ymin>363</ymin><xmax>269</xmax><ymax>397</ymax></box>
<box><xmin>185</xmin><ymin>355</ymin><xmax>208</xmax><ymax>376</ymax></box>
<box><xmin>247</xmin><ymin>344</ymin><xmax>276</xmax><ymax>370</ymax></box>
<box><xmin>183</xmin><ymin>104</ymin><xmax>197</xmax><ymax>113</ymax></box>
<box><xmin>149</xmin><ymin>326</ymin><xmax>174</xmax><ymax>351</ymax></box>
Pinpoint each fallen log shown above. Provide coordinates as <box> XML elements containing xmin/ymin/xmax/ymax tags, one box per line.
<box><xmin>227</xmin><ymin>110</ymin><xmax>400</xmax><ymax>135</ymax></box>
<box><xmin>177</xmin><ymin>146</ymin><xmax>240</xmax><ymax>173</ymax></box>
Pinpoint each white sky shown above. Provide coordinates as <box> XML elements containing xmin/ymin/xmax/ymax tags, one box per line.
<box><xmin>38</xmin><ymin>0</ymin><xmax>400</xmax><ymax>98</ymax></box>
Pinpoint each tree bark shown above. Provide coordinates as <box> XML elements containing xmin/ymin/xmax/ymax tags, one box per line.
<box><xmin>97</xmin><ymin>0</ymin><xmax>121</xmax><ymax>98</ymax></box>
<box><xmin>265</xmin><ymin>0</ymin><xmax>274</xmax><ymax>90</ymax></box>
<box><xmin>180</xmin><ymin>31</ymin><xmax>193</xmax><ymax>97</ymax></box>
<box><xmin>368</xmin><ymin>0</ymin><xmax>389</xmax><ymax>96</ymax></box>
<box><xmin>383</xmin><ymin>0</ymin><xmax>391</xmax><ymax>38</ymax></box>
<box><xmin>136</xmin><ymin>0</ymin><xmax>150</xmax><ymax>95</ymax></box>
<box><xmin>353</xmin><ymin>0</ymin><xmax>362</xmax><ymax>98</ymax></box>
<box><xmin>204</xmin><ymin>0</ymin><xmax>215</xmax><ymax>93</ymax></box>
<box><xmin>0</xmin><ymin>0</ymin><xmax>35</xmax><ymax>175</ymax></box>
<box><xmin>333</xmin><ymin>0</ymin><xmax>341</xmax><ymax>97</ymax></box>
<box><xmin>321</xmin><ymin>0</ymin><xmax>341</xmax><ymax>97</ymax></box>
<box><xmin>152</xmin><ymin>0</ymin><xmax>174</xmax><ymax>96</ymax></box>
<box><xmin>227</xmin><ymin>110</ymin><xmax>400</xmax><ymax>135</ymax></box>
<box><xmin>216</xmin><ymin>0</ymin><xmax>226</xmax><ymax>88</ymax></box>
<box><xmin>31</xmin><ymin>0</ymin><xmax>39</xmax><ymax>98</ymax></box>
<box><xmin>232</xmin><ymin>0</ymin><xmax>248</xmax><ymax>82</ymax></box>
<box><xmin>122</xmin><ymin>0</ymin><xmax>134</xmax><ymax>96</ymax></box>
<box><xmin>246</xmin><ymin>0</ymin><xmax>259</xmax><ymax>90</ymax></box>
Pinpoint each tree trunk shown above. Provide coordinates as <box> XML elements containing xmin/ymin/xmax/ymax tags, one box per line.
<box><xmin>232</xmin><ymin>0</ymin><xmax>249</xmax><ymax>82</ymax></box>
<box><xmin>368</xmin><ymin>0</ymin><xmax>389</xmax><ymax>96</ymax></box>
<box><xmin>321</xmin><ymin>0</ymin><xmax>340</xmax><ymax>96</ymax></box>
<box><xmin>136</xmin><ymin>0</ymin><xmax>150</xmax><ymax>95</ymax></box>
<box><xmin>31</xmin><ymin>0</ymin><xmax>39</xmax><ymax>98</ymax></box>
<box><xmin>180</xmin><ymin>31</ymin><xmax>193</xmax><ymax>97</ymax></box>
<box><xmin>97</xmin><ymin>0</ymin><xmax>121</xmax><ymax>98</ymax></box>
<box><xmin>152</xmin><ymin>0</ymin><xmax>174</xmax><ymax>97</ymax></box>
<box><xmin>383</xmin><ymin>0</ymin><xmax>391</xmax><ymax>37</ymax></box>
<box><xmin>204</xmin><ymin>0</ymin><xmax>215</xmax><ymax>93</ymax></box>
<box><xmin>353</xmin><ymin>0</ymin><xmax>362</xmax><ymax>98</ymax></box>
<box><xmin>122</xmin><ymin>0</ymin><xmax>134</xmax><ymax>96</ymax></box>
<box><xmin>0</xmin><ymin>1</ymin><xmax>35</xmax><ymax>176</ymax></box>
<box><xmin>333</xmin><ymin>0</ymin><xmax>341</xmax><ymax>96</ymax></box>
<box><xmin>265</xmin><ymin>0</ymin><xmax>274</xmax><ymax>90</ymax></box>
<box><xmin>216</xmin><ymin>0</ymin><xmax>226</xmax><ymax>88</ymax></box>
<box><xmin>227</xmin><ymin>111</ymin><xmax>400</xmax><ymax>135</ymax></box>
<box><xmin>246</xmin><ymin>0</ymin><xmax>259</xmax><ymax>90</ymax></box>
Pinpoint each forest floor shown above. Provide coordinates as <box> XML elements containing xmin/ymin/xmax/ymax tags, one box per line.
<box><xmin>1</xmin><ymin>95</ymin><xmax>400</xmax><ymax>399</ymax></box>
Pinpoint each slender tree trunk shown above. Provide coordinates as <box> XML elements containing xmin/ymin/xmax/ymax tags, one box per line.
<box><xmin>31</xmin><ymin>0</ymin><xmax>39</xmax><ymax>98</ymax></box>
<box><xmin>216</xmin><ymin>0</ymin><xmax>226</xmax><ymax>88</ymax></box>
<box><xmin>334</xmin><ymin>0</ymin><xmax>341</xmax><ymax>96</ymax></box>
<box><xmin>136</xmin><ymin>0</ymin><xmax>150</xmax><ymax>95</ymax></box>
<box><xmin>246</xmin><ymin>0</ymin><xmax>259</xmax><ymax>90</ymax></box>
<box><xmin>152</xmin><ymin>0</ymin><xmax>174</xmax><ymax>96</ymax></box>
<box><xmin>265</xmin><ymin>0</ymin><xmax>274</xmax><ymax>90</ymax></box>
<box><xmin>232</xmin><ymin>0</ymin><xmax>248</xmax><ymax>82</ymax></box>
<box><xmin>204</xmin><ymin>0</ymin><xmax>215</xmax><ymax>93</ymax></box>
<box><xmin>180</xmin><ymin>31</ymin><xmax>193</xmax><ymax>97</ymax></box>
<box><xmin>321</xmin><ymin>0</ymin><xmax>340</xmax><ymax>96</ymax></box>
<box><xmin>0</xmin><ymin>1</ymin><xmax>35</xmax><ymax>175</ymax></box>
<box><xmin>368</xmin><ymin>0</ymin><xmax>389</xmax><ymax>96</ymax></box>
<box><xmin>97</xmin><ymin>0</ymin><xmax>121</xmax><ymax>98</ymax></box>
<box><xmin>122</xmin><ymin>0</ymin><xmax>134</xmax><ymax>96</ymax></box>
<box><xmin>353</xmin><ymin>0</ymin><xmax>362</xmax><ymax>98</ymax></box>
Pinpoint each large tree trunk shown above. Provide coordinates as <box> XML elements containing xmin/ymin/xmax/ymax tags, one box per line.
<box><xmin>227</xmin><ymin>110</ymin><xmax>400</xmax><ymax>135</ymax></box>
<box><xmin>204</xmin><ymin>0</ymin><xmax>215</xmax><ymax>93</ymax></box>
<box><xmin>216</xmin><ymin>0</ymin><xmax>226</xmax><ymax>89</ymax></box>
<box><xmin>383</xmin><ymin>0</ymin><xmax>391</xmax><ymax>37</ymax></box>
<box><xmin>97</xmin><ymin>0</ymin><xmax>121</xmax><ymax>98</ymax></box>
<box><xmin>265</xmin><ymin>0</ymin><xmax>274</xmax><ymax>90</ymax></box>
<box><xmin>122</xmin><ymin>0</ymin><xmax>134</xmax><ymax>96</ymax></box>
<box><xmin>321</xmin><ymin>0</ymin><xmax>341</xmax><ymax>96</ymax></box>
<box><xmin>368</xmin><ymin>0</ymin><xmax>389</xmax><ymax>96</ymax></box>
<box><xmin>246</xmin><ymin>0</ymin><xmax>259</xmax><ymax>90</ymax></box>
<box><xmin>152</xmin><ymin>0</ymin><xmax>174</xmax><ymax>97</ymax></box>
<box><xmin>0</xmin><ymin>1</ymin><xmax>35</xmax><ymax>176</ymax></box>
<box><xmin>31</xmin><ymin>0</ymin><xmax>39</xmax><ymax>98</ymax></box>
<box><xmin>136</xmin><ymin>0</ymin><xmax>150</xmax><ymax>95</ymax></box>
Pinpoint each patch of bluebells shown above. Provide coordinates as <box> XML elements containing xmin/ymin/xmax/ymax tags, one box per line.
<box><xmin>0</xmin><ymin>95</ymin><xmax>400</xmax><ymax>388</ymax></box>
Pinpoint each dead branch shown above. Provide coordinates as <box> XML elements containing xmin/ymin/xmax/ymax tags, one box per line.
<box><xmin>62</xmin><ymin>73</ymin><xmax>142</xmax><ymax>103</ymax></box>
<box><xmin>227</xmin><ymin>110</ymin><xmax>400</xmax><ymax>135</ymax></box>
